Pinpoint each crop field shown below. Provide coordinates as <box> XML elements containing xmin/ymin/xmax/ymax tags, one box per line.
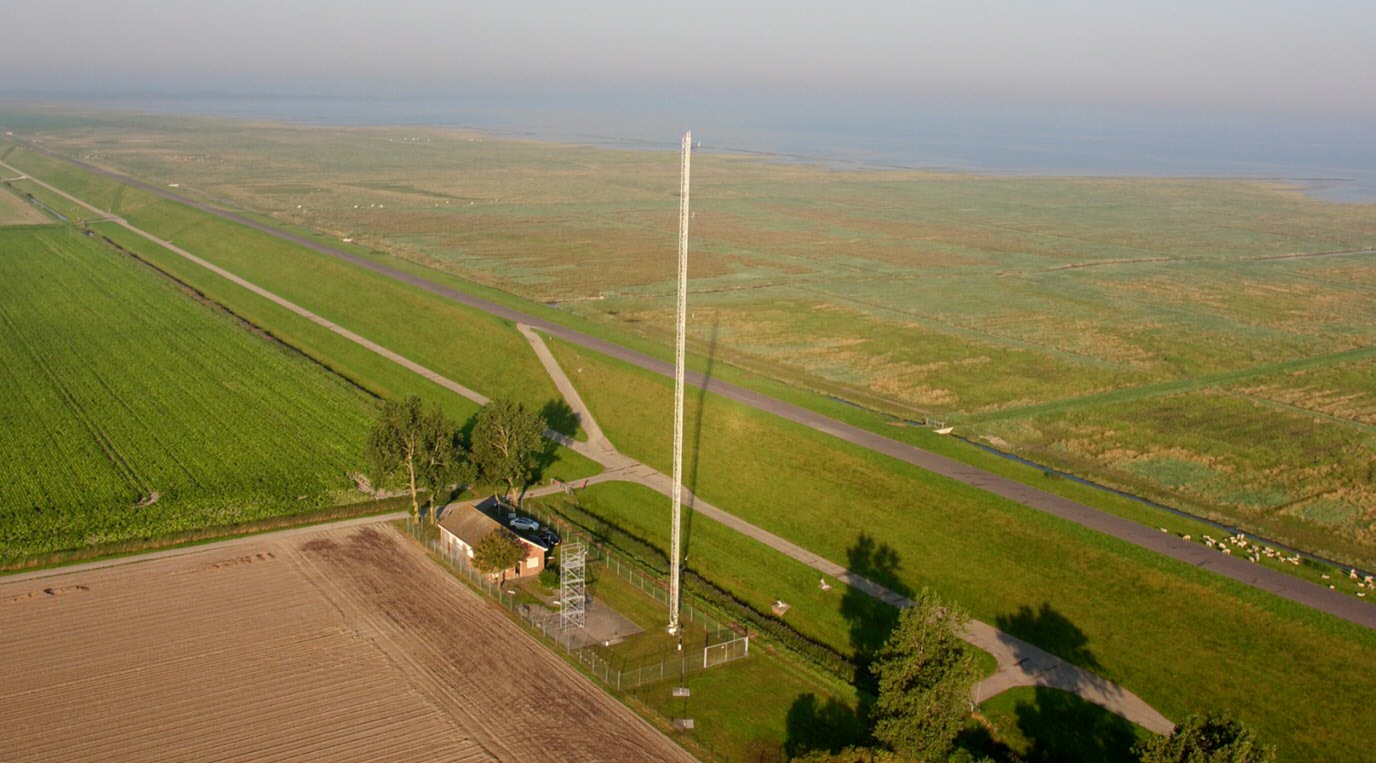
<box><xmin>0</xmin><ymin>523</ymin><xmax>695</xmax><ymax>762</ymax></box>
<box><xmin>0</xmin><ymin>183</ymin><xmax>50</xmax><ymax>225</ymax></box>
<box><xmin>5</xmin><ymin>107</ymin><xmax>1373</xmax><ymax>565</ymax></box>
<box><xmin>545</xmin><ymin>337</ymin><xmax>1376</xmax><ymax>762</ymax></box>
<box><xmin>2</xmin><ymin>147</ymin><xmax>596</xmax><ymax>446</ymax></box>
<box><xmin>0</xmin><ymin>225</ymin><xmax>378</xmax><ymax>562</ymax></box>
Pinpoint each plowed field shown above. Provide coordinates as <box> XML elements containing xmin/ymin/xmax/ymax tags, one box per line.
<box><xmin>0</xmin><ymin>523</ymin><xmax>694</xmax><ymax>763</ymax></box>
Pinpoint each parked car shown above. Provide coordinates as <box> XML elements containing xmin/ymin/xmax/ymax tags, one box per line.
<box><xmin>537</xmin><ymin>529</ymin><xmax>560</xmax><ymax>547</ymax></box>
<box><xmin>508</xmin><ymin>516</ymin><xmax>540</xmax><ymax>533</ymax></box>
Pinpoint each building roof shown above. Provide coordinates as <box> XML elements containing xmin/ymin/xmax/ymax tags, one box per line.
<box><xmin>437</xmin><ymin>501</ymin><xmax>503</xmax><ymax>547</ymax></box>
<box><xmin>437</xmin><ymin>498</ymin><xmax>551</xmax><ymax>551</ymax></box>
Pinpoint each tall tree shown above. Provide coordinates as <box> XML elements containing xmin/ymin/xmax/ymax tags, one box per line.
<box><xmin>367</xmin><ymin>396</ymin><xmax>465</xmax><ymax>521</ymax></box>
<box><xmin>471</xmin><ymin>397</ymin><xmax>544</xmax><ymax>501</ymax></box>
<box><xmin>869</xmin><ymin>590</ymin><xmax>980</xmax><ymax>763</ymax></box>
<box><xmin>1136</xmin><ymin>713</ymin><xmax>1276</xmax><ymax>763</ymax></box>
<box><xmin>471</xmin><ymin>528</ymin><xmax>528</xmax><ymax>585</ymax></box>
<box><xmin>415</xmin><ymin>410</ymin><xmax>474</xmax><ymax>521</ymax></box>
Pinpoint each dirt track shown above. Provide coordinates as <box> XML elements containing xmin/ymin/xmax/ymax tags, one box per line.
<box><xmin>0</xmin><ymin>524</ymin><xmax>695</xmax><ymax>763</ymax></box>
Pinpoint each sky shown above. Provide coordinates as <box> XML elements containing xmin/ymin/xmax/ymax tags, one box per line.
<box><xmin>2</xmin><ymin>0</ymin><xmax>1374</xmax><ymax>121</ymax></box>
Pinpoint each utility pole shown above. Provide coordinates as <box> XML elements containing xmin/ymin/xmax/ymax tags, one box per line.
<box><xmin>668</xmin><ymin>131</ymin><xmax>691</xmax><ymax>634</ymax></box>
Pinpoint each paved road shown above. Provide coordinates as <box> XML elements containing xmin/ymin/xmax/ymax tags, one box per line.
<box><xmin>8</xmin><ymin>143</ymin><xmax>1373</xmax><ymax>632</ymax></box>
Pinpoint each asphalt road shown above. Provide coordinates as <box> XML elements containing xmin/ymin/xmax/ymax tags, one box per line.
<box><xmin>17</xmin><ymin>142</ymin><xmax>1375</xmax><ymax>631</ymax></box>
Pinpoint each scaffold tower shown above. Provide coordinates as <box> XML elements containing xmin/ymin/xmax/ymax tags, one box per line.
<box><xmin>560</xmin><ymin>542</ymin><xmax>586</xmax><ymax>631</ymax></box>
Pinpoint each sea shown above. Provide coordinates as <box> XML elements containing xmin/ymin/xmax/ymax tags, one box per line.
<box><xmin>14</xmin><ymin>89</ymin><xmax>1376</xmax><ymax>202</ymax></box>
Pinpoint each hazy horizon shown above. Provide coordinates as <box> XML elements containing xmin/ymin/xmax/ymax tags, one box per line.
<box><xmin>3</xmin><ymin>1</ymin><xmax>1374</xmax><ymax>123</ymax></box>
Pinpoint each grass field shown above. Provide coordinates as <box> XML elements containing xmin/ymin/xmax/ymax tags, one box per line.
<box><xmin>975</xmin><ymin>687</ymin><xmax>1154</xmax><ymax>763</ymax></box>
<box><xmin>3</xmin><ymin>148</ymin><xmax>602</xmax><ymax>481</ymax></box>
<box><xmin>0</xmin><ymin>225</ymin><xmax>378</xmax><ymax>561</ymax></box>
<box><xmin>0</xmin><ymin>183</ymin><xmax>51</xmax><ymax>225</ymax></box>
<box><xmin>545</xmin><ymin>337</ymin><xmax>1376</xmax><ymax>762</ymax></box>
<box><xmin>5</xmin><ymin>107</ymin><xmax>1371</xmax><ymax>567</ymax></box>
<box><xmin>536</xmin><ymin>481</ymin><xmax>906</xmax><ymax>666</ymax></box>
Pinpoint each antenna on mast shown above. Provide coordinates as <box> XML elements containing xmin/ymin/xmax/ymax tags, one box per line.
<box><xmin>668</xmin><ymin>131</ymin><xmax>691</xmax><ymax>635</ymax></box>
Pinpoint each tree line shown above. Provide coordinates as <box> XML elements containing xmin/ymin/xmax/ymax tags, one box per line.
<box><xmin>366</xmin><ymin>395</ymin><xmax>545</xmax><ymax>522</ymax></box>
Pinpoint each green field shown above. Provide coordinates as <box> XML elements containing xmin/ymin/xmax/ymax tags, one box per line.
<box><xmin>3</xmin><ymin>113</ymin><xmax>1375</xmax><ymax>759</ymax></box>
<box><xmin>0</xmin><ymin>183</ymin><xmax>50</xmax><ymax>225</ymax></box>
<box><xmin>545</xmin><ymin>337</ymin><xmax>1376</xmax><ymax>762</ymax></box>
<box><xmin>975</xmin><ymin>686</ymin><xmax>1154</xmax><ymax>763</ymax></box>
<box><xmin>0</xmin><ymin>225</ymin><xmax>378</xmax><ymax>560</ymax></box>
<box><xmin>6</xmin><ymin>107</ymin><xmax>1371</xmax><ymax>566</ymax></box>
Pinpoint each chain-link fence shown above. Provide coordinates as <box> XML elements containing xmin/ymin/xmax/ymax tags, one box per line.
<box><xmin>405</xmin><ymin>518</ymin><xmax>747</xmax><ymax>691</ymax></box>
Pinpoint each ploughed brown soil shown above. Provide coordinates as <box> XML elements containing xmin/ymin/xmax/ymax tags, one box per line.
<box><xmin>0</xmin><ymin>524</ymin><xmax>695</xmax><ymax>763</ymax></box>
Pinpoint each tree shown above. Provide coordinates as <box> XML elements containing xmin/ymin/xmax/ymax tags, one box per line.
<box><xmin>367</xmin><ymin>396</ymin><xmax>466</xmax><ymax>521</ymax></box>
<box><xmin>470</xmin><ymin>397</ymin><xmax>544</xmax><ymax>501</ymax></box>
<box><xmin>415</xmin><ymin>413</ymin><xmax>474</xmax><ymax>521</ymax></box>
<box><xmin>1135</xmin><ymin>713</ymin><xmax>1276</xmax><ymax>763</ymax></box>
<box><xmin>869</xmin><ymin>590</ymin><xmax>980</xmax><ymax>763</ymax></box>
<box><xmin>471</xmin><ymin>528</ymin><xmax>527</xmax><ymax>585</ymax></box>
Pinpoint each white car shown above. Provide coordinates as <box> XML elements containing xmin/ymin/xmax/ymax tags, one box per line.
<box><xmin>508</xmin><ymin>516</ymin><xmax>540</xmax><ymax>533</ymax></box>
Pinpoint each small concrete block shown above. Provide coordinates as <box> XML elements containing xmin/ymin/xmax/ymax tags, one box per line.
<box><xmin>673</xmin><ymin>687</ymin><xmax>691</xmax><ymax>698</ymax></box>
<box><xmin>673</xmin><ymin>719</ymin><xmax>695</xmax><ymax>730</ymax></box>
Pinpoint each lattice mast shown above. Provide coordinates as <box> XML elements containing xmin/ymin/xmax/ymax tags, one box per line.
<box><xmin>668</xmin><ymin>131</ymin><xmax>691</xmax><ymax>634</ymax></box>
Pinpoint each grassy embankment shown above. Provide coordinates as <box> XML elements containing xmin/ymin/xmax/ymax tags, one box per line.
<box><xmin>545</xmin><ymin>337</ymin><xmax>1376</xmax><ymax>763</ymax></box>
<box><xmin>0</xmin><ymin>225</ymin><xmax>378</xmax><ymax>562</ymax></box>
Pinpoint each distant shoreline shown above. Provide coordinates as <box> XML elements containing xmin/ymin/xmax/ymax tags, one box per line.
<box><xmin>3</xmin><ymin>93</ymin><xmax>1373</xmax><ymax>203</ymax></box>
